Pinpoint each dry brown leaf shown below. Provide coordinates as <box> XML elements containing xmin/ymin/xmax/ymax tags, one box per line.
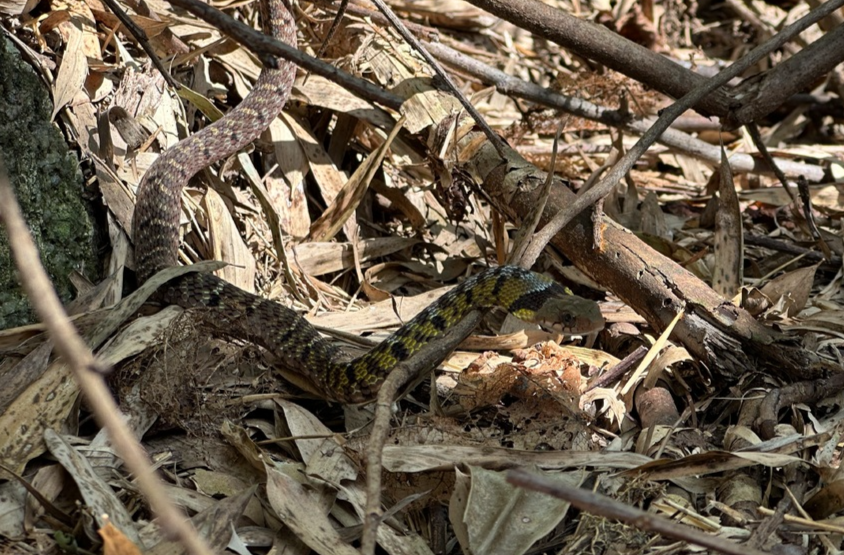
<box><xmin>266</xmin><ymin>118</ymin><xmax>310</xmax><ymax>237</ymax></box>
<box><xmin>382</xmin><ymin>446</ymin><xmax>652</xmax><ymax>473</ymax></box>
<box><xmin>760</xmin><ymin>263</ymin><xmax>819</xmax><ymax>317</ymax></box>
<box><xmin>45</xmin><ymin>430</ymin><xmax>141</xmax><ymax>545</ymax></box>
<box><xmin>309</xmin><ymin>116</ymin><xmax>406</xmax><ymax>242</ymax></box>
<box><xmin>50</xmin><ymin>21</ymin><xmax>87</xmax><ymax>121</ymax></box>
<box><xmin>283</xmin><ymin>114</ymin><xmax>357</xmax><ymax>236</ymax></box>
<box><xmin>203</xmin><ymin>188</ymin><xmax>256</xmax><ymax>292</ymax></box>
<box><xmin>100</xmin><ymin>521</ymin><xmax>143</xmax><ymax>555</ymax></box>
<box><xmin>293</xmin><ymin>238</ymin><xmax>417</xmax><ymax>276</ymax></box>
<box><xmin>0</xmin><ymin>0</ymin><xmax>37</xmax><ymax>15</ymax></box>
<box><xmin>712</xmin><ymin>143</ymin><xmax>743</xmax><ymax>298</ymax></box>
<box><xmin>265</xmin><ymin>464</ymin><xmax>359</xmax><ymax>555</ymax></box>
<box><xmin>0</xmin><ymin>360</ymin><xmax>79</xmax><ymax>474</ymax></box>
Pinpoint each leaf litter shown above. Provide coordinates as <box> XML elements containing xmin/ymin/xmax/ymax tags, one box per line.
<box><xmin>1</xmin><ymin>0</ymin><xmax>844</xmax><ymax>553</ymax></box>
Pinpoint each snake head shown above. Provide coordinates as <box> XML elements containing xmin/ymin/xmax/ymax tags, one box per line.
<box><xmin>531</xmin><ymin>294</ymin><xmax>604</xmax><ymax>335</ymax></box>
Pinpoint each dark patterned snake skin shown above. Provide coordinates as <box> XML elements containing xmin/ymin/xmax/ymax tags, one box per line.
<box><xmin>132</xmin><ymin>0</ymin><xmax>604</xmax><ymax>403</ymax></box>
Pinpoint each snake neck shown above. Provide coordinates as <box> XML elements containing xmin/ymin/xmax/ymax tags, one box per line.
<box><xmin>322</xmin><ymin>266</ymin><xmax>576</xmax><ymax>403</ymax></box>
<box><xmin>132</xmin><ymin>0</ymin><xmax>297</xmax><ymax>283</ymax></box>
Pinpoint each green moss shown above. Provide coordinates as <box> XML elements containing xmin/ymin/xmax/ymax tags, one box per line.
<box><xmin>0</xmin><ymin>38</ymin><xmax>96</xmax><ymax>328</ymax></box>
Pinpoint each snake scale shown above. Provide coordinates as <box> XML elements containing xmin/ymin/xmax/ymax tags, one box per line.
<box><xmin>132</xmin><ymin>0</ymin><xmax>604</xmax><ymax>403</ymax></box>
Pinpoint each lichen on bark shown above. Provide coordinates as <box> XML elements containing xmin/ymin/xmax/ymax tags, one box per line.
<box><xmin>0</xmin><ymin>38</ymin><xmax>96</xmax><ymax>328</ymax></box>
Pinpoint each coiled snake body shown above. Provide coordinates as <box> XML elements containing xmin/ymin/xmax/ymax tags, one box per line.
<box><xmin>132</xmin><ymin>0</ymin><xmax>603</xmax><ymax>403</ymax></box>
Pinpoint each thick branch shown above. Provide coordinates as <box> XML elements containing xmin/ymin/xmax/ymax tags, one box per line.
<box><xmin>465</xmin><ymin>0</ymin><xmax>844</xmax><ymax>122</ymax></box>
<box><xmin>426</xmin><ymin>41</ymin><xmax>825</xmax><ymax>182</ymax></box>
<box><xmin>464</xmin><ymin>0</ymin><xmax>729</xmax><ymax>116</ymax></box>
<box><xmin>458</xmin><ymin>135</ymin><xmax>825</xmax><ymax>383</ymax></box>
<box><xmin>727</xmin><ymin>22</ymin><xmax>844</xmax><ymax>127</ymax></box>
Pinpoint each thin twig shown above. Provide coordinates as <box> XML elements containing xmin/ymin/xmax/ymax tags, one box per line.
<box><xmin>303</xmin><ymin>0</ymin><xmax>349</xmax><ymax>85</ymax></box>
<box><xmin>745</xmin><ymin>123</ymin><xmax>799</xmax><ymax>204</ymax></box>
<box><xmin>367</xmin><ymin>0</ymin><xmax>510</xmax><ymax>158</ymax></box>
<box><xmin>361</xmin><ymin>312</ymin><xmax>483</xmax><ymax>555</ymax></box>
<box><xmin>523</xmin><ymin>0</ymin><xmax>844</xmax><ymax>258</ymax></box>
<box><xmin>423</xmin><ymin>41</ymin><xmax>825</xmax><ymax>182</ymax></box>
<box><xmin>745</xmin><ymin>123</ymin><xmax>829</xmax><ymax>257</ymax></box>
<box><xmin>510</xmin><ymin>125</ymin><xmax>561</xmax><ymax>267</ymax></box>
<box><xmin>166</xmin><ymin>0</ymin><xmax>405</xmax><ymax>110</ymax></box>
<box><xmin>585</xmin><ymin>345</ymin><xmax>648</xmax><ymax>392</ymax></box>
<box><xmin>507</xmin><ymin>468</ymin><xmax>774</xmax><ymax>555</ymax></box>
<box><xmin>0</xmin><ymin>160</ymin><xmax>214</xmax><ymax>555</ymax></box>
<box><xmin>99</xmin><ymin>0</ymin><xmax>179</xmax><ymax>88</ymax></box>
<box><xmin>309</xmin><ymin>0</ymin><xmax>440</xmax><ymax>40</ymax></box>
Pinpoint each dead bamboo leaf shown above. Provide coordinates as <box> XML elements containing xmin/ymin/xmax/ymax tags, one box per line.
<box><xmin>51</xmin><ymin>21</ymin><xmax>87</xmax><ymax>121</ymax></box>
<box><xmin>0</xmin><ymin>360</ymin><xmax>80</xmax><ymax>474</ymax></box>
<box><xmin>309</xmin><ymin>116</ymin><xmax>406</xmax><ymax>242</ymax></box>
<box><xmin>146</xmin><ymin>487</ymin><xmax>256</xmax><ymax>554</ymax></box>
<box><xmin>265</xmin><ymin>463</ymin><xmax>359</xmax><ymax>555</ymax></box>
<box><xmin>45</xmin><ymin>429</ymin><xmax>142</xmax><ymax>547</ymax></box>
<box><xmin>265</xmin><ymin>118</ymin><xmax>310</xmax><ymax>238</ymax></box>
<box><xmin>712</xmin><ymin>143</ymin><xmax>743</xmax><ymax>298</ymax></box>
<box><xmin>293</xmin><ymin>238</ymin><xmax>417</xmax><ymax>276</ymax></box>
<box><xmin>0</xmin><ymin>0</ymin><xmax>37</xmax><ymax>15</ymax></box>
<box><xmin>383</xmin><ymin>446</ymin><xmax>652</xmax><ymax>473</ymax></box>
<box><xmin>283</xmin><ymin>114</ymin><xmax>357</xmax><ymax>237</ymax></box>
<box><xmin>760</xmin><ymin>264</ymin><xmax>819</xmax><ymax>317</ymax></box>
<box><xmin>203</xmin><ymin>188</ymin><xmax>255</xmax><ymax>292</ymax></box>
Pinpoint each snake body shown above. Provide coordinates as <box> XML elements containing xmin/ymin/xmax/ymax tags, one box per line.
<box><xmin>132</xmin><ymin>0</ymin><xmax>603</xmax><ymax>403</ymax></box>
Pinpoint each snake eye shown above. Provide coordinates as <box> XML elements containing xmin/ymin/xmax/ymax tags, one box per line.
<box><xmin>561</xmin><ymin>314</ymin><xmax>575</xmax><ymax>330</ymax></box>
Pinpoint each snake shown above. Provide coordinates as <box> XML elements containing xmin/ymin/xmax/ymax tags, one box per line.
<box><xmin>131</xmin><ymin>0</ymin><xmax>604</xmax><ymax>403</ymax></box>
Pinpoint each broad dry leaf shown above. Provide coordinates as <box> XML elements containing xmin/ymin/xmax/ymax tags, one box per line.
<box><xmin>452</xmin><ymin>466</ymin><xmax>583</xmax><ymax>555</ymax></box>
<box><xmin>0</xmin><ymin>0</ymin><xmax>37</xmax><ymax>15</ymax></box>
<box><xmin>760</xmin><ymin>264</ymin><xmax>819</xmax><ymax>317</ymax></box>
<box><xmin>307</xmin><ymin>284</ymin><xmax>452</xmax><ymax>333</ymax></box>
<box><xmin>220</xmin><ymin>420</ymin><xmax>265</xmax><ymax>472</ymax></box>
<box><xmin>580</xmin><ymin>387</ymin><xmax>626</xmax><ymax>427</ymax></box>
<box><xmin>0</xmin><ymin>480</ymin><xmax>26</xmax><ymax>537</ymax></box>
<box><xmin>639</xmin><ymin>191</ymin><xmax>669</xmax><ymax>239</ymax></box>
<box><xmin>192</xmin><ymin>469</ymin><xmax>249</xmax><ymax>498</ymax></box>
<box><xmin>45</xmin><ymin>429</ymin><xmax>142</xmax><ymax>547</ymax></box>
<box><xmin>399</xmin><ymin>0</ymin><xmax>497</xmax><ymax>30</ymax></box>
<box><xmin>275</xmin><ymin>400</ymin><xmax>357</xmax><ymax>483</ymax></box>
<box><xmin>0</xmin><ymin>360</ymin><xmax>79</xmax><ymax>473</ymax></box>
<box><xmin>362</xmin><ymin>33</ymin><xmax>460</xmax><ymax>134</ymax></box>
<box><xmin>98</xmin><ymin>305</ymin><xmax>183</xmax><ymax>365</ymax></box>
<box><xmin>203</xmin><ymin>187</ymin><xmax>255</xmax><ymax>292</ymax></box>
<box><xmin>283</xmin><ymin>114</ymin><xmax>353</xmax><ymax>228</ymax></box>
<box><xmin>293</xmin><ymin>238</ymin><xmax>417</xmax><ymax>276</ymax></box>
<box><xmin>265</xmin><ymin>118</ymin><xmax>310</xmax><ymax>237</ymax></box>
<box><xmin>265</xmin><ymin>463</ymin><xmax>358</xmax><ymax>555</ymax></box>
<box><xmin>146</xmin><ymin>487</ymin><xmax>256</xmax><ymax>554</ymax></box>
<box><xmin>293</xmin><ymin>75</ymin><xmax>422</xmax><ymax>165</ymax></box>
<box><xmin>294</xmin><ymin>75</ymin><xmax>396</xmax><ymax>132</ymax></box>
<box><xmin>50</xmin><ymin>21</ymin><xmax>87</xmax><ymax>121</ymax></box>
